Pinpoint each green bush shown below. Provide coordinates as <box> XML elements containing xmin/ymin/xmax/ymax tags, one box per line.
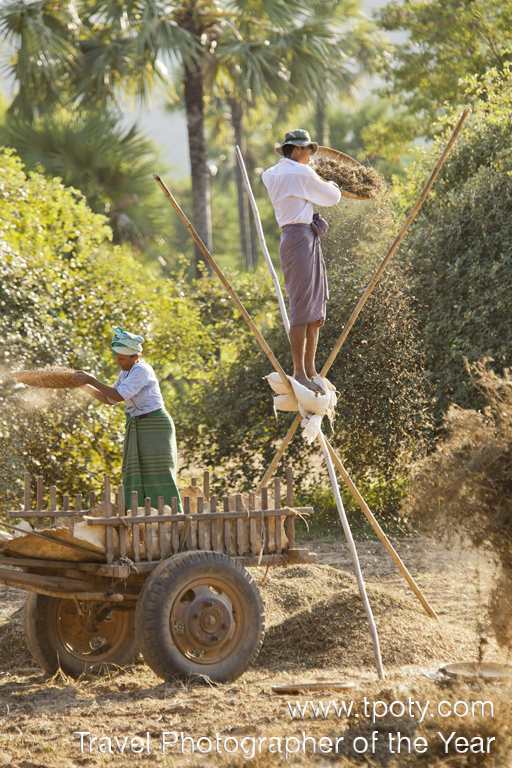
<box><xmin>0</xmin><ymin>110</ymin><xmax>173</xmax><ymax>255</ymax></box>
<box><xmin>0</xmin><ymin>149</ymin><xmax>211</xmax><ymax>511</ymax></box>
<box><xmin>297</xmin><ymin>473</ymin><xmax>409</xmax><ymax>540</ymax></box>
<box><xmin>405</xmin><ymin>360</ymin><xmax>512</xmax><ymax>649</ymax></box>
<box><xmin>395</xmin><ymin>67</ymin><xmax>512</xmax><ymax>420</ymax></box>
<box><xmin>178</xmin><ymin>190</ymin><xmax>431</xmax><ymax>516</ymax></box>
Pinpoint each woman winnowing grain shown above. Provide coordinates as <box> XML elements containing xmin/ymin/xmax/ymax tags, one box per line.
<box><xmin>75</xmin><ymin>327</ymin><xmax>182</xmax><ymax>512</ymax></box>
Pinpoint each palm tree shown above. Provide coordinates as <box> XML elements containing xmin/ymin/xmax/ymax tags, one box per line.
<box><xmin>209</xmin><ymin>1</ymin><xmax>372</xmax><ymax>268</ymax></box>
<box><xmin>0</xmin><ymin>0</ymin><xmax>381</xmax><ymax>273</ymax></box>
<box><xmin>76</xmin><ymin>1</ymin><xmax>213</xmax><ymax>271</ymax></box>
<box><xmin>0</xmin><ymin>108</ymin><xmax>171</xmax><ymax>247</ymax></box>
<box><xmin>0</xmin><ymin>0</ymin><xmax>80</xmax><ymax>120</ymax></box>
<box><xmin>0</xmin><ymin>0</ymin><xmax>211</xmax><ymax>271</ymax></box>
<box><xmin>307</xmin><ymin>0</ymin><xmax>384</xmax><ymax>145</ymax></box>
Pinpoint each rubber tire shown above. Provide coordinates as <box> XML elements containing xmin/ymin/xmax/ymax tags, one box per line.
<box><xmin>24</xmin><ymin>593</ymin><xmax>137</xmax><ymax>677</ymax></box>
<box><xmin>135</xmin><ymin>551</ymin><xmax>265</xmax><ymax>683</ymax></box>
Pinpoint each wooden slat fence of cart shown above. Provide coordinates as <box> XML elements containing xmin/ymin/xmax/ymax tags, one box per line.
<box><xmin>157</xmin><ymin>496</ymin><xmax>168</xmax><ymax>559</ymax></box>
<box><xmin>131</xmin><ymin>491</ymin><xmax>140</xmax><ymax>562</ymax></box>
<box><xmin>171</xmin><ymin>496</ymin><xmax>180</xmax><ymax>553</ymax></box>
<box><xmin>274</xmin><ymin>478</ymin><xmax>282</xmax><ymax>552</ymax></box>
<box><xmin>260</xmin><ymin>485</ymin><xmax>269</xmax><ymax>554</ymax></box>
<box><xmin>248</xmin><ymin>492</ymin><xmax>258</xmax><ymax>554</ymax></box>
<box><xmin>197</xmin><ymin>496</ymin><xmax>212</xmax><ymax>551</ymax></box>
<box><xmin>118</xmin><ymin>485</ymin><xmax>127</xmax><ymax>558</ymax></box>
<box><xmin>211</xmin><ymin>495</ymin><xmax>224</xmax><ymax>552</ymax></box>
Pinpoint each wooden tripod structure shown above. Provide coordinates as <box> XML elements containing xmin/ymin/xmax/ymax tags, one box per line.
<box><xmin>154</xmin><ymin>106</ymin><xmax>469</xmax><ymax>677</ymax></box>
<box><xmin>235</xmin><ymin>108</ymin><xmax>470</xmax><ymax>619</ymax></box>
<box><xmin>256</xmin><ymin>108</ymin><xmax>471</xmax><ymax>489</ymax></box>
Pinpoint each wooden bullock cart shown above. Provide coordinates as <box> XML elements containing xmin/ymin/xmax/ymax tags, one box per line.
<box><xmin>0</xmin><ymin>469</ymin><xmax>314</xmax><ymax>681</ymax></box>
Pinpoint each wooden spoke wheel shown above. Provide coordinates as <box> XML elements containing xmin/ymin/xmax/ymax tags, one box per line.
<box><xmin>136</xmin><ymin>551</ymin><xmax>265</xmax><ymax>683</ymax></box>
<box><xmin>24</xmin><ymin>594</ymin><xmax>136</xmax><ymax>677</ymax></box>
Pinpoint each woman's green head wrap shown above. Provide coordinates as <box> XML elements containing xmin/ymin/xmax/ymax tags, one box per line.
<box><xmin>111</xmin><ymin>326</ymin><xmax>144</xmax><ymax>356</ymax></box>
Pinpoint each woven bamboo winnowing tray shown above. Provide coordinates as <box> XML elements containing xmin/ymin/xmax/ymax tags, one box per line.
<box><xmin>15</xmin><ymin>368</ymin><xmax>82</xmax><ymax>388</ymax></box>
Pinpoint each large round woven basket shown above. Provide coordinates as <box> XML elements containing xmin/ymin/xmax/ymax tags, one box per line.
<box><xmin>15</xmin><ymin>368</ymin><xmax>83</xmax><ymax>389</ymax></box>
<box><xmin>316</xmin><ymin>145</ymin><xmax>361</xmax><ymax>168</ymax></box>
<box><xmin>312</xmin><ymin>145</ymin><xmax>382</xmax><ymax>200</ymax></box>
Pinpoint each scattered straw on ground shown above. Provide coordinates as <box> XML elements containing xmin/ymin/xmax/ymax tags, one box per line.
<box><xmin>0</xmin><ymin>606</ymin><xmax>31</xmax><ymax>668</ymax></box>
<box><xmin>14</xmin><ymin>367</ymin><xmax>82</xmax><ymax>389</ymax></box>
<box><xmin>312</xmin><ymin>157</ymin><xmax>384</xmax><ymax>199</ymax></box>
<box><xmin>0</xmin><ymin>548</ymin><xmax>511</xmax><ymax>766</ymax></box>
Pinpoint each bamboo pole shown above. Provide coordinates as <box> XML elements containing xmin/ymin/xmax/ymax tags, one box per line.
<box><xmin>236</xmin><ymin>128</ymin><xmax>459</xmax><ymax>616</ymax></box>
<box><xmin>157</xmin><ymin>173</ymin><xmax>386</xmax><ymax>677</ymax></box>
<box><xmin>258</xmin><ymin>107</ymin><xmax>471</xmax><ymax>488</ymax></box>
<box><xmin>154</xmin><ymin>175</ymin><xmax>293</xmax><ymax>398</ymax></box>
<box><xmin>318</xmin><ymin>432</ymin><xmax>384</xmax><ymax>678</ymax></box>
<box><xmin>325</xmin><ymin>437</ymin><xmax>437</xmax><ymax>619</ymax></box>
<box><xmin>235</xmin><ymin>146</ymin><xmax>290</xmax><ymax>335</ymax></box>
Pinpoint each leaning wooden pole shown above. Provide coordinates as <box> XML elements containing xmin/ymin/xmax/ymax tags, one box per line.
<box><xmin>259</xmin><ymin>107</ymin><xmax>471</xmax><ymax>488</ymax></box>
<box><xmin>154</xmin><ymin>175</ymin><xmax>293</xmax><ymax>398</ymax></box>
<box><xmin>237</xmin><ymin>147</ymin><xmax>436</xmax><ymax>620</ymax></box>
<box><xmin>325</xmin><ymin>437</ymin><xmax>437</xmax><ymax>619</ymax></box>
<box><xmin>156</xmin><ymin>174</ymin><xmax>386</xmax><ymax>677</ymax></box>
<box><xmin>318</xmin><ymin>432</ymin><xmax>385</xmax><ymax>678</ymax></box>
<box><xmin>235</xmin><ymin>146</ymin><xmax>290</xmax><ymax>336</ymax></box>
<box><xmin>234</xmin><ymin>152</ymin><xmax>385</xmax><ymax>676</ymax></box>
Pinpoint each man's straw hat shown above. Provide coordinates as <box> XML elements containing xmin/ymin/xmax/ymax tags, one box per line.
<box><xmin>275</xmin><ymin>128</ymin><xmax>318</xmax><ymax>155</ymax></box>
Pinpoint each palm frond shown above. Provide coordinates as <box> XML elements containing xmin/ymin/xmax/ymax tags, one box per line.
<box><xmin>0</xmin><ymin>0</ymin><xmax>80</xmax><ymax>117</ymax></box>
<box><xmin>1</xmin><ymin>109</ymin><xmax>169</xmax><ymax>245</ymax></box>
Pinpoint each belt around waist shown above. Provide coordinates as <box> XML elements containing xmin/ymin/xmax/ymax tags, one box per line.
<box><xmin>127</xmin><ymin>407</ymin><xmax>166</xmax><ymax>420</ymax></box>
<box><xmin>281</xmin><ymin>221</ymin><xmax>313</xmax><ymax>230</ymax></box>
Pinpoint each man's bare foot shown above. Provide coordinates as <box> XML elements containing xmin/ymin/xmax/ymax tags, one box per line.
<box><xmin>306</xmin><ymin>371</ymin><xmax>325</xmax><ymax>394</ymax></box>
<box><xmin>294</xmin><ymin>373</ymin><xmax>324</xmax><ymax>395</ymax></box>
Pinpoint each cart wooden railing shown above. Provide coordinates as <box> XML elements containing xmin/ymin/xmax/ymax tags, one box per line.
<box><xmin>6</xmin><ymin>467</ymin><xmax>314</xmax><ymax>570</ymax></box>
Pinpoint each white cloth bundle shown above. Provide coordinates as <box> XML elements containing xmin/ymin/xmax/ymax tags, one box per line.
<box><xmin>264</xmin><ymin>372</ymin><xmax>338</xmax><ymax>443</ymax></box>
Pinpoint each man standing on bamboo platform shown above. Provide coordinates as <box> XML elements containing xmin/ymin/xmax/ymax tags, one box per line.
<box><xmin>262</xmin><ymin>129</ymin><xmax>341</xmax><ymax>394</ymax></box>
<box><xmin>76</xmin><ymin>327</ymin><xmax>182</xmax><ymax>511</ymax></box>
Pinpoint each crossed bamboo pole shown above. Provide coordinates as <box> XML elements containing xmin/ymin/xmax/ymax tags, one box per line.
<box><xmin>155</xmin><ymin>107</ymin><xmax>468</xmax><ymax>650</ymax></box>
<box><xmin>235</xmin><ymin>156</ymin><xmax>436</xmax><ymax>623</ymax></box>
<box><xmin>258</xmin><ymin>107</ymin><xmax>471</xmax><ymax>490</ymax></box>
<box><xmin>155</xmin><ymin>174</ymin><xmax>386</xmax><ymax>677</ymax></box>
<box><xmin>236</xmin><ymin>107</ymin><xmax>470</xmax><ymax>620</ymax></box>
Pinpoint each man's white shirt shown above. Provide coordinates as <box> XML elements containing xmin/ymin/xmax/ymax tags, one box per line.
<box><xmin>261</xmin><ymin>157</ymin><xmax>341</xmax><ymax>227</ymax></box>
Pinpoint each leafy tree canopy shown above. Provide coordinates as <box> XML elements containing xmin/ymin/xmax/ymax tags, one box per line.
<box><xmin>0</xmin><ymin>148</ymin><xmax>211</xmax><ymax>508</ymax></box>
<box><xmin>368</xmin><ymin>0</ymin><xmax>512</xmax><ymax>154</ymax></box>
<box><xmin>394</xmin><ymin>67</ymin><xmax>512</xmax><ymax>418</ymax></box>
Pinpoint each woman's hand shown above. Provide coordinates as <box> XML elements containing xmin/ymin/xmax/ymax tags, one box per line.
<box><xmin>75</xmin><ymin>371</ymin><xmax>93</xmax><ymax>386</ymax></box>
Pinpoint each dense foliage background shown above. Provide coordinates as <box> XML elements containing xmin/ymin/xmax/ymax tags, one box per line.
<box><xmin>0</xmin><ymin>149</ymin><xmax>211</xmax><ymax>507</ymax></box>
<box><xmin>396</xmin><ymin>69</ymin><xmax>512</xmax><ymax>420</ymax></box>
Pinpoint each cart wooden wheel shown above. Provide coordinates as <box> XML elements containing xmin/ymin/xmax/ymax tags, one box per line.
<box><xmin>24</xmin><ymin>594</ymin><xmax>137</xmax><ymax>677</ymax></box>
<box><xmin>135</xmin><ymin>551</ymin><xmax>265</xmax><ymax>683</ymax></box>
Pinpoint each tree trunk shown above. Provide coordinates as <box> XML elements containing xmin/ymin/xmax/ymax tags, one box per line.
<box><xmin>183</xmin><ymin>58</ymin><xmax>212</xmax><ymax>274</ymax></box>
<box><xmin>229</xmin><ymin>98</ymin><xmax>252</xmax><ymax>270</ymax></box>
<box><xmin>315</xmin><ymin>91</ymin><xmax>329</xmax><ymax>146</ymax></box>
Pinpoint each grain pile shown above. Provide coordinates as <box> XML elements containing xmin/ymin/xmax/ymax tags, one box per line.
<box><xmin>312</xmin><ymin>157</ymin><xmax>383</xmax><ymax>199</ymax></box>
<box><xmin>15</xmin><ymin>367</ymin><xmax>83</xmax><ymax>388</ymax></box>
<box><xmin>254</xmin><ymin>564</ymin><xmax>458</xmax><ymax>670</ymax></box>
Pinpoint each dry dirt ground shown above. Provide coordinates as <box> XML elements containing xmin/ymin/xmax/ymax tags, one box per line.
<box><xmin>0</xmin><ymin>536</ymin><xmax>511</xmax><ymax>767</ymax></box>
